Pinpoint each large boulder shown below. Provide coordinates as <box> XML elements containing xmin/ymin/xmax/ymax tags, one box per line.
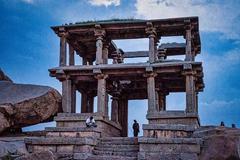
<box><xmin>0</xmin><ymin>70</ymin><xmax>62</xmax><ymax>133</ymax></box>
<box><xmin>193</xmin><ymin>126</ymin><xmax>240</xmax><ymax>160</ymax></box>
<box><xmin>0</xmin><ymin>69</ymin><xmax>12</xmax><ymax>82</ymax></box>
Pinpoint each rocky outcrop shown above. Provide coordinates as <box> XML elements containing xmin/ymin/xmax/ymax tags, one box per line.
<box><xmin>193</xmin><ymin>126</ymin><xmax>240</xmax><ymax>160</ymax></box>
<box><xmin>0</xmin><ymin>137</ymin><xmax>28</xmax><ymax>159</ymax></box>
<box><xmin>0</xmin><ymin>69</ymin><xmax>12</xmax><ymax>82</ymax></box>
<box><xmin>0</xmin><ymin>70</ymin><xmax>62</xmax><ymax>134</ymax></box>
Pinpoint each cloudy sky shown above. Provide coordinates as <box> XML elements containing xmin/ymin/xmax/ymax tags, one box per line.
<box><xmin>1</xmin><ymin>0</ymin><xmax>240</xmax><ymax>135</ymax></box>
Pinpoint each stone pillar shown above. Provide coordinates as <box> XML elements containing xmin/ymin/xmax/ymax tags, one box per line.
<box><xmin>185</xmin><ymin>71</ymin><xmax>196</xmax><ymax>113</ymax></box>
<box><xmin>71</xmin><ymin>83</ymin><xmax>76</xmax><ymax>113</ymax></box>
<box><xmin>154</xmin><ymin>39</ymin><xmax>159</xmax><ymax>61</ymax></box>
<box><xmin>103</xmin><ymin>44</ymin><xmax>109</xmax><ymax>64</ymax></box>
<box><xmin>185</xmin><ymin>28</ymin><xmax>193</xmax><ymax>61</ymax></box>
<box><xmin>83</xmin><ymin>56</ymin><xmax>93</xmax><ymax>65</ymax></box>
<box><xmin>59</xmin><ymin>33</ymin><xmax>67</xmax><ymax>66</ymax></box>
<box><xmin>118</xmin><ymin>96</ymin><xmax>128</xmax><ymax>137</ymax></box>
<box><xmin>112</xmin><ymin>51</ymin><xmax>118</xmax><ymax>64</ymax></box>
<box><xmin>158</xmin><ymin>49</ymin><xmax>166</xmax><ymax>61</ymax></box>
<box><xmin>69</xmin><ymin>45</ymin><xmax>75</xmax><ymax>66</ymax></box>
<box><xmin>87</xmin><ymin>96</ymin><xmax>94</xmax><ymax>113</ymax></box>
<box><xmin>111</xmin><ymin>94</ymin><xmax>119</xmax><ymax>123</ymax></box>
<box><xmin>96</xmin><ymin>37</ymin><xmax>103</xmax><ymax>65</ymax></box>
<box><xmin>195</xmin><ymin>92</ymin><xmax>198</xmax><ymax>113</ymax></box>
<box><xmin>62</xmin><ymin>79</ymin><xmax>73</xmax><ymax>113</ymax></box>
<box><xmin>81</xmin><ymin>92</ymin><xmax>88</xmax><ymax>113</ymax></box>
<box><xmin>158</xmin><ymin>92</ymin><xmax>166</xmax><ymax>111</ymax></box>
<box><xmin>95</xmin><ymin>74</ymin><xmax>108</xmax><ymax>117</ymax></box>
<box><xmin>145</xmin><ymin>72</ymin><xmax>157</xmax><ymax>113</ymax></box>
<box><xmin>81</xmin><ymin>92</ymin><xmax>94</xmax><ymax>113</ymax></box>
<box><xmin>94</xmin><ymin>25</ymin><xmax>105</xmax><ymax>65</ymax></box>
<box><xmin>146</xmin><ymin>22</ymin><xmax>157</xmax><ymax>63</ymax></box>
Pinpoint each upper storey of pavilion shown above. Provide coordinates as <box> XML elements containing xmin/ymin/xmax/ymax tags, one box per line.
<box><xmin>51</xmin><ymin>17</ymin><xmax>201</xmax><ymax>63</ymax></box>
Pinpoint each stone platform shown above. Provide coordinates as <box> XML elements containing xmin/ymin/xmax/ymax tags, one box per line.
<box><xmin>54</xmin><ymin>113</ymin><xmax>122</xmax><ymax>137</ymax></box>
<box><xmin>147</xmin><ymin>111</ymin><xmax>200</xmax><ymax>127</ymax></box>
<box><xmin>144</xmin><ymin>111</ymin><xmax>200</xmax><ymax>138</ymax></box>
<box><xmin>25</xmin><ymin>136</ymin><xmax>97</xmax><ymax>159</ymax></box>
<box><xmin>138</xmin><ymin>137</ymin><xmax>202</xmax><ymax>160</ymax></box>
<box><xmin>143</xmin><ymin>124</ymin><xmax>196</xmax><ymax>138</ymax></box>
<box><xmin>24</xmin><ymin>113</ymin><xmax>123</xmax><ymax>159</ymax></box>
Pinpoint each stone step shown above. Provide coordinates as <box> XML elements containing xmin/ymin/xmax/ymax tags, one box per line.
<box><xmin>96</xmin><ymin>144</ymin><xmax>139</xmax><ymax>149</ymax></box>
<box><xmin>138</xmin><ymin>152</ymin><xmax>199</xmax><ymax>160</ymax></box>
<box><xmin>45</xmin><ymin>127</ymin><xmax>101</xmax><ymax>132</ymax></box>
<box><xmin>87</xmin><ymin>155</ymin><xmax>137</xmax><ymax>160</ymax></box>
<box><xmin>25</xmin><ymin>137</ymin><xmax>97</xmax><ymax>145</ymax></box>
<box><xmin>99</xmin><ymin>137</ymin><xmax>138</xmax><ymax>145</ymax></box>
<box><xmin>45</xmin><ymin>127</ymin><xmax>101</xmax><ymax>138</ymax></box>
<box><xmin>94</xmin><ymin>146</ymin><xmax>139</xmax><ymax>152</ymax></box>
<box><xmin>92</xmin><ymin>150</ymin><xmax>138</xmax><ymax>157</ymax></box>
<box><xmin>55</xmin><ymin>152</ymin><xmax>73</xmax><ymax>160</ymax></box>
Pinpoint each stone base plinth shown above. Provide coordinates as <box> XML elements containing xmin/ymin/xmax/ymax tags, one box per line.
<box><xmin>45</xmin><ymin>127</ymin><xmax>101</xmax><ymax>138</ymax></box>
<box><xmin>25</xmin><ymin>137</ymin><xmax>97</xmax><ymax>159</ymax></box>
<box><xmin>54</xmin><ymin>113</ymin><xmax>122</xmax><ymax>137</ymax></box>
<box><xmin>143</xmin><ymin>124</ymin><xmax>196</xmax><ymax>138</ymax></box>
<box><xmin>138</xmin><ymin>137</ymin><xmax>202</xmax><ymax>160</ymax></box>
<box><xmin>147</xmin><ymin>111</ymin><xmax>200</xmax><ymax>127</ymax></box>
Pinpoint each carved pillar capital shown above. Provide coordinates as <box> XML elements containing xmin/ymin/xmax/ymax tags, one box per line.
<box><xmin>182</xmin><ymin>70</ymin><xmax>197</xmax><ymax>77</ymax></box>
<box><xmin>94</xmin><ymin>73</ymin><xmax>108</xmax><ymax>80</ymax></box>
<box><xmin>94</xmin><ymin>24</ymin><xmax>106</xmax><ymax>39</ymax></box>
<box><xmin>145</xmin><ymin>22</ymin><xmax>157</xmax><ymax>37</ymax></box>
<box><xmin>143</xmin><ymin>71</ymin><xmax>157</xmax><ymax>78</ymax></box>
<box><xmin>58</xmin><ymin>27</ymin><xmax>69</xmax><ymax>38</ymax></box>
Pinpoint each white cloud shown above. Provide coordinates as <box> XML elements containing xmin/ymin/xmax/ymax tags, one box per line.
<box><xmin>135</xmin><ymin>0</ymin><xmax>240</xmax><ymax>39</ymax></box>
<box><xmin>21</xmin><ymin>0</ymin><xmax>34</xmax><ymax>4</ymax></box>
<box><xmin>200</xmin><ymin>99</ymin><xmax>240</xmax><ymax>108</ymax></box>
<box><xmin>88</xmin><ymin>0</ymin><xmax>120</xmax><ymax>7</ymax></box>
<box><xmin>195</xmin><ymin>47</ymin><xmax>240</xmax><ymax>88</ymax></box>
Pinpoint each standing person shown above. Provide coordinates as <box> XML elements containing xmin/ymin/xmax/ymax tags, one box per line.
<box><xmin>86</xmin><ymin>116</ymin><xmax>97</xmax><ymax>128</ymax></box>
<box><xmin>132</xmin><ymin>120</ymin><xmax>140</xmax><ymax>137</ymax></box>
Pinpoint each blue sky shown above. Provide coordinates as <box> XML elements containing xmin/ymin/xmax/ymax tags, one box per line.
<box><xmin>1</xmin><ymin>0</ymin><xmax>240</xmax><ymax>135</ymax></box>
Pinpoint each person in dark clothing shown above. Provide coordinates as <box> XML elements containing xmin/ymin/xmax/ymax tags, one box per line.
<box><xmin>132</xmin><ymin>120</ymin><xmax>140</xmax><ymax>137</ymax></box>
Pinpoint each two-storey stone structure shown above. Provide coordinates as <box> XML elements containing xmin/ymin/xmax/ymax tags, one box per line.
<box><xmin>25</xmin><ymin>17</ymin><xmax>204</xmax><ymax>160</ymax></box>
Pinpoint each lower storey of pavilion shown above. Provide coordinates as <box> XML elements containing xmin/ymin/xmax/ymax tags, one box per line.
<box><xmin>24</xmin><ymin>62</ymin><xmax>204</xmax><ymax>159</ymax></box>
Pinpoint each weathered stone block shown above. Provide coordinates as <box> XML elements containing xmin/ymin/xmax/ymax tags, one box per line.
<box><xmin>57</xmin><ymin>145</ymin><xmax>74</xmax><ymax>153</ymax></box>
<box><xmin>74</xmin><ymin>145</ymin><xmax>93</xmax><ymax>153</ymax></box>
<box><xmin>33</xmin><ymin>145</ymin><xmax>56</xmax><ymax>152</ymax></box>
<box><xmin>139</xmin><ymin>143</ymin><xmax>200</xmax><ymax>153</ymax></box>
<box><xmin>46</xmin><ymin>132</ymin><xmax>60</xmax><ymax>137</ymax></box>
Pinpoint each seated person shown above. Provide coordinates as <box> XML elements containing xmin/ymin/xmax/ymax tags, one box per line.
<box><xmin>86</xmin><ymin>116</ymin><xmax>97</xmax><ymax>128</ymax></box>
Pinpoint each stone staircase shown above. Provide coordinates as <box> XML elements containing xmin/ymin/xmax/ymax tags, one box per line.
<box><xmin>87</xmin><ymin>137</ymin><xmax>139</xmax><ymax>160</ymax></box>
